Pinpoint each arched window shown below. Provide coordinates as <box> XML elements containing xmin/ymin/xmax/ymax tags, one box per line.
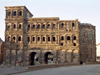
<box><xmin>13</xmin><ymin>11</ymin><xmax>16</xmax><ymax>16</ymax></box>
<box><xmin>8</xmin><ymin>26</ymin><xmax>10</xmax><ymax>30</ymax></box>
<box><xmin>28</xmin><ymin>24</ymin><xmax>30</xmax><ymax>31</ymax></box>
<box><xmin>61</xmin><ymin>23</ymin><xmax>64</xmax><ymax>28</ymax></box>
<box><xmin>61</xmin><ymin>43</ymin><xmax>63</xmax><ymax>46</ymax></box>
<box><xmin>18</xmin><ymin>36</ymin><xmax>21</xmax><ymax>41</ymax></box>
<box><xmin>14</xmin><ymin>24</ymin><xmax>16</xmax><ymax>28</ymax></box>
<box><xmin>37</xmin><ymin>37</ymin><xmax>40</xmax><ymax>41</ymax></box>
<box><xmin>48</xmin><ymin>37</ymin><xmax>50</xmax><ymax>41</ymax></box>
<box><xmin>61</xmin><ymin>36</ymin><xmax>64</xmax><ymax>40</ymax></box>
<box><xmin>53</xmin><ymin>37</ymin><xmax>55</xmax><ymax>41</ymax></box>
<box><xmin>13</xmin><ymin>36</ymin><xmax>16</xmax><ymax>42</ymax></box>
<box><xmin>19</xmin><ymin>11</ymin><xmax>22</xmax><ymax>16</ymax></box>
<box><xmin>28</xmin><ymin>37</ymin><xmax>30</xmax><ymax>43</ymax></box>
<box><xmin>42</xmin><ymin>24</ymin><xmax>45</xmax><ymax>29</ymax></box>
<box><xmin>74</xmin><ymin>36</ymin><xmax>76</xmax><ymax>40</ymax></box>
<box><xmin>67</xmin><ymin>36</ymin><xmax>70</xmax><ymax>40</ymax></box>
<box><xmin>73</xmin><ymin>43</ymin><xmax>76</xmax><ymax>46</ymax></box>
<box><xmin>47</xmin><ymin>24</ymin><xmax>50</xmax><ymax>29</ymax></box>
<box><xmin>33</xmin><ymin>37</ymin><xmax>35</xmax><ymax>41</ymax></box>
<box><xmin>8</xmin><ymin>11</ymin><xmax>11</xmax><ymax>16</ymax></box>
<box><xmin>32</xmin><ymin>25</ymin><xmax>35</xmax><ymax>29</ymax></box>
<box><xmin>72</xmin><ymin>23</ymin><xmax>74</xmax><ymax>27</ymax></box>
<box><xmin>19</xmin><ymin>24</ymin><xmax>21</xmax><ymax>29</ymax></box>
<box><xmin>8</xmin><ymin>36</ymin><xmax>10</xmax><ymax>41</ymax></box>
<box><xmin>43</xmin><ymin>37</ymin><xmax>45</xmax><ymax>41</ymax></box>
<box><xmin>37</xmin><ymin>24</ymin><xmax>40</xmax><ymax>29</ymax></box>
<box><xmin>52</xmin><ymin>24</ymin><xmax>55</xmax><ymax>29</ymax></box>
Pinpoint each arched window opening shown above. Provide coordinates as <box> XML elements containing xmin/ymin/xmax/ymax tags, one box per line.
<box><xmin>61</xmin><ymin>36</ymin><xmax>64</xmax><ymax>40</ymax></box>
<box><xmin>8</xmin><ymin>26</ymin><xmax>10</xmax><ymax>30</ymax></box>
<box><xmin>18</xmin><ymin>36</ymin><xmax>21</xmax><ymax>41</ymax></box>
<box><xmin>47</xmin><ymin>24</ymin><xmax>50</xmax><ymax>29</ymax></box>
<box><xmin>73</xmin><ymin>43</ymin><xmax>76</xmax><ymax>46</ymax></box>
<box><xmin>28</xmin><ymin>37</ymin><xmax>30</xmax><ymax>43</ymax></box>
<box><xmin>61</xmin><ymin>23</ymin><xmax>64</xmax><ymax>28</ymax></box>
<box><xmin>19</xmin><ymin>11</ymin><xmax>22</xmax><ymax>16</ymax></box>
<box><xmin>8</xmin><ymin>36</ymin><xmax>10</xmax><ymax>41</ymax></box>
<box><xmin>14</xmin><ymin>24</ymin><xmax>16</xmax><ymax>28</ymax></box>
<box><xmin>19</xmin><ymin>24</ymin><xmax>21</xmax><ymax>29</ymax></box>
<box><xmin>48</xmin><ymin>37</ymin><xmax>50</xmax><ymax>41</ymax></box>
<box><xmin>37</xmin><ymin>24</ymin><xmax>40</xmax><ymax>29</ymax></box>
<box><xmin>61</xmin><ymin>43</ymin><xmax>63</xmax><ymax>46</ymax></box>
<box><xmin>53</xmin><ymin>37</ymin><xmax>55</xmax><ymax>41</ymax></box>
<box><xmin>67</xmin><ymin>36</ymin><xmax>70</xmax><ymax>40</ymax></box>
<box><xmin>13</xmin><ymin>37</ymin><xmax>16</xmax><ymax>42</ymax></box>
<box><xmin>28</xmin><ymin>24</ymin><xmax>30</xmax><ymax>31</ymax></box>
<box><xmin>42</xmin><ymin>24</ymin><xmax>45</xmax><ymax>29</ymax></box>
<box><xmin>32</xmin><ymin>25</ymin><xmax>35</xmax><ymax>29</ymax></box>
<box><xmin>33</xmin><ymin>37</ymin><xmax>35</xmax><ymax>41</ymax></box>
<box><xmin>74</xmin><ymin>36</ymin><xmax>76</xmax><ymax>40</ymax></box>
<box><xmin>37</xmin><ymin>37</ymin><xmax>40</xmax><ymax>41</ymax></box>
<box><xmin>43</xmin><ymin>37</ymin><xmax>45</xmax><ymax>41</ymax></box>
<box><xmin>8</xmin><ymin>11</ymin><xmax>11</xmax><ymax>16</ymax></box>
<box><xmin>13</xmin><ymin>11</ymin><xmax>16</xmax><ymax>16</ymax></box>
<box><xmin>52</xmin><ymin>24</ymin><xmax>55</xmax><ymax>29</ymax></box>
<box><xmin>72</xmin><ymin>23</ymin><xmax>74</xmax><ymax>27</ymax></box>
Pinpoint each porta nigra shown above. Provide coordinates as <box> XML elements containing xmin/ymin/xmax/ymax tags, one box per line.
<box><xmin>4</xmin><ymin>6</ymin><xmax>96</xmax><ymax>65</ymax></box>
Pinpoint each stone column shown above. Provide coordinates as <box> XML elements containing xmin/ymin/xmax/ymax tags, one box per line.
<box><xmin>58</xmin><ymin>35</ymin><xmax>60</xmax><ymax>45</ymax></box>
<box><xmin>67</xmin><ymin>22</ymin><xmax>69</xmax><ymax>31</ymax></box>
<box><xmin>58</xmin><ymin>23</ymin><xmax>59</xmax><ymax>30</ymax></box>
<box><xmin>35</xmin><ymin>23</ymin><xmax>36</xmax><ymax>31</ymax></box>
<box><xmin>45</xmin><ymin>23</ymin><xmax>47</xmax><ymax>31</ymax></box>
<box><xmin>50</xmin><ymin>22</ymin><xmax>52</xmax><ymax>31</ymax></box>
<box><xmin>64</xmin><ymin>22</ymin><xmax>66</xmax><ymax>31</ymax></box>
<box><xmin>51</xmin><ymin>35</ymin><xmax>52</xmax><ymax>44</ymax></box>
<box><xmin>39</xmin><ymin>49</ymin><xmax>43</xmax><ymax>64</ymax></box>
<box><xmin>40</xmin><ymin>23</ymin><xmax>42</xmax><ymax>31</ymax></box>
<box><xmin>35</xmin><ymin>35</ymin><xmax>37</xmax><ymax>44</ymax></box>
<box><xmin>46</xmin><ymin>35</ymin><xmax>47</xmax><ymax>44</ymax></box>
<box><xmin>30</xmin><ymin>23</ymin><xmax>31</xmax><ymax>31</ymax></box>
<box><xmin>41</xmin><ymin>35</ymin><xmax>42</xmax><ymax>44</ymax></box>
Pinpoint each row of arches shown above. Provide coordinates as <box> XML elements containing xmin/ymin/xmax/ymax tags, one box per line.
<box><xmin>29</xmin><ymin>49</ymin><xmax>78</xmax><ymax>65</ymax></box>
<box><xmin>6</xmin><ymin>24</ymin><xmax>22</xmax><ymax>31</ymax></box>
<box><xmin>29</xmin><ymin>52</ymin><xmax>53</xmax><ymax>65</ymax></box>
<box><xmin>27</xmin><ymin>22</ymin><xmax>76</xmax><ymax>31</ymax></box>
<box><xmin>7</xmin><ymin>10</ymin><xmax>22</xmax><ymax>17</ymax></box>
<box><xmin>7</xmin><ymin>36</ymin><xmax>22</xmax><ymax>42</ymax></box>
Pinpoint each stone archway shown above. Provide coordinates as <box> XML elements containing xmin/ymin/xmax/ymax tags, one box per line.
<box><xmin>44</xmin><ymin>52</ymin><xmax>53</xmax><ymax>64</ymax></box>
<box><xmin>29</xmin><ymin>52</ymin><xmax>38</xmax><ymax>65</ymax></box>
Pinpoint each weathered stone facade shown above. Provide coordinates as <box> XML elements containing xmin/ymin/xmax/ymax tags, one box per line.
<box><xmin>4</xmin><ymin>6</ymin><xmax>96</xmax><ymax>65</ymax></box>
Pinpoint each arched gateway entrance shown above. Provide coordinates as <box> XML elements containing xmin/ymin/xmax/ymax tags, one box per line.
<box><xmin>44</xmin><ymin>52</ymin><xmax>53</xmax><ymax>64</ymax></box>
<box><xmin>29</xmin><ymin>52</ymin><xmax>38</xmax><ymax>65</ymax></box>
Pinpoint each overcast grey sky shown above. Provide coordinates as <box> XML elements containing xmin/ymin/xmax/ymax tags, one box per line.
<box><xmin>0</xmin><ymin>0</ymin><xmax>100</xmax><ymax>44</ymax></box>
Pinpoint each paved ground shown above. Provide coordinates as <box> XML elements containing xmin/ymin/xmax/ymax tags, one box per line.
<box><xmin>14</xmin><ymin>65</ymin><xmax>100</xmax><ymax>75</ymax></box>
<box><xmin>0</xmin><ymin>66</ymin><xmax>26</xmax><ymax>75</ymax></box>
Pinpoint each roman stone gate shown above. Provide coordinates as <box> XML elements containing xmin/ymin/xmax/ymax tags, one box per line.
<box><xmin>27</xmin><ymin>48</ymin><xmax>57</xmax><ymax>65</ymax></box>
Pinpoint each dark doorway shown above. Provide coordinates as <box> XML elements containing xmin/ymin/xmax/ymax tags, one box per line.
<box><xmin>44</xmin><ymin>52</ymin><xmax>53</xmax><ymax>64</ymax></box>
<box><xmin>29</xmin><ymin>52</ymin><xmax>37</xmax><ymax>65</ymax></box>
<box><xmin>80</xmin><ymin>61</ymin><xmax>83</xmax><ymax>64</ymax></box>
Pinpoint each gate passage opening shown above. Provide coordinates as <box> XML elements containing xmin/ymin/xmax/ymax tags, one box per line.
<box><xmin>44</xmin><ymin>52</ymin><xmax>53</xmax><ymax>64</ymax></box>
<box><xmin>29</xmin><ymin>52</ymin><xmax>38</xmax><ymax>65</ymax></box>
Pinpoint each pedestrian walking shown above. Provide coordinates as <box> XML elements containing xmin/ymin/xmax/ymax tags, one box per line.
<box><xmin>12</xmin><ymin>61</ymin><xmax>15</xmax><ymax>70</ymax></box>
<box><xmin>16</xmin><ymin>61</ymin><xmax>19</xmax><ymax>70</ymax></box>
